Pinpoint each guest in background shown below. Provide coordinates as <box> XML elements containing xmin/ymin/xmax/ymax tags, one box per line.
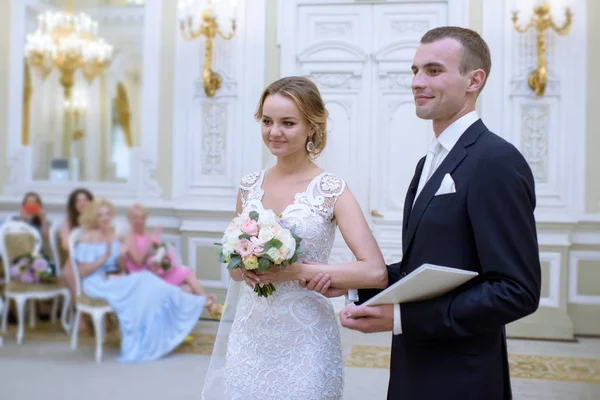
<box><xmin>123</xmin><ymin>203</ymin><xmax>217</xmax><ymax>310</ymax></box>
<box><xmin>11</xmin><ymin>192</ymin><xmax>55</xmax><ymax>317</ymax></box>
<box><xmin>75</xmin><ymin>198</ymin><xmax>209</xmax><ymax>363</ymax></box>
<box><xmin>59</xmin><ymin>188</ymin><xmax>94</xmax><ymax>332</ymax></box>
<box><xmin>17</xmin><ymin>192</ymin><xmax>50</xmax><ymax>242</ymax></box>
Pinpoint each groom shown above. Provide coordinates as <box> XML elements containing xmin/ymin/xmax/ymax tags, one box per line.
<box><xmin>304</xmin><ymin>27</ymin><xmax>541</xmax><ymax>399</ymax></box>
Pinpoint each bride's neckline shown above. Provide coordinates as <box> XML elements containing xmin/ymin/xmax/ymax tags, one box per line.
<box><xmin>256</xmin><ymin>169</ymin><xmax>325</xmax><ymax>217</ymax></box>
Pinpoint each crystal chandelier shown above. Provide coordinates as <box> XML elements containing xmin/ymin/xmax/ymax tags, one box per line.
<box><xmin>25</xmin><ymin>0</ymin><xmax>113</xmax><ymax>99</ymax></box>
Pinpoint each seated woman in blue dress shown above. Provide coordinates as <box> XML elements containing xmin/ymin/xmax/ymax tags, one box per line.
<box><xmin>74</xmin><ymin>198</ymin><xmax>210</xmax><ymax>363</ymax></box>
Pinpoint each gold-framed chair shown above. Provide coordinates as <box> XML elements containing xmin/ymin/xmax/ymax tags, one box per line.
<box><xmin>0</xmin><ymin>220</ymin><xmax>71</xmax><ymax>344</ymax></box>
<box><xmin>48</xmin><ymin>219</ymin><xmax>73</xmax><ymax>326</ymax></box>
<box><xmin>68</xmin><ymin>228</ymin><xmax>113</xmax><ymax>363</ymax></box>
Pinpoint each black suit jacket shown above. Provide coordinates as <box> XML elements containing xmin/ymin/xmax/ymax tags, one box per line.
<box><xmin>359</xmin><ymin>120</ymin><xmax>541</xmax><ymax>400</ymax></box>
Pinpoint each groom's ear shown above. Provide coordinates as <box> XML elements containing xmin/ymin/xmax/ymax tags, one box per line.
<box><xmin>466</xmin><ymin>69</ymin><xmax>486</xmax><ymax>94</ymax></box>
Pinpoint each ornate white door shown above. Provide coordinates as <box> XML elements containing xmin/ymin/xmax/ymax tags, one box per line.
<box><xmin>279</xmin><ymin>0</ymin><xmax>467</xmax><ymax>310</ymax></box>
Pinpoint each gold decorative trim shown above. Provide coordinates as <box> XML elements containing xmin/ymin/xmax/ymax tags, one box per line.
<box><xmin>21</xmin><ymin>62</ymin><xmax>32</xmax><ymax>146</ymax></box>
<box><xmin>509</xmin><ymin>354</ymin><xmax>600</xmax><ymax>384</ymax></box>
<box><xmin>115</xmin><ymin>82</ymin><xmax>133</xmax><ymax>147</ymax></box>
<box><xmin>2</xmin><ymin>324</ymin><xmax>599</xmax><ymax>384</ymax></box>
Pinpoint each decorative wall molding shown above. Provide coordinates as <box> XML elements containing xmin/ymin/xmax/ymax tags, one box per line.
<box><xmin>171</xmin><ymin>0</ymin><xmax>266</xmax><ymax>210</ymax></box>
<box><xmin>482</xmin><ymin>0</ymin><xmax>587</xmax><ymax>218</ymax></box>
<box><xmin>297</xmin><ymin>41</ymin><xmax>368</xmax><ymax>63</ymax></box>
<box><xmin>187</xmin><ymin>237</ymin><xmax>230</xmax><ymax>289</ymax></box>
<box><xmin>307</xmin><ymin>72</ymin><xmax>362</xmax><ymax>90</ymax></box>
<box><xmin>539</xmin><ymin>252</ymin><xmax>561</xmax><ymax>308</ymax></box>
<box><xmin>521</xmin><ymin>105</ymin><xmax>550</xmax><ymax>183</ymax></box>
<box><xmin>568</xmin><ymin>250</ymin><xmax>600</xmax><ymax>306</ymax></box>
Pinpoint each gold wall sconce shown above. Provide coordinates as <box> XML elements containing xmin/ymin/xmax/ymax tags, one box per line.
<box><xmin>178</xmin><ymin>0</ymin><xmax>238</xmax><ymax>98</ymax></box>
<box><xmin>512</xmin><ymin>0</ymin><xmax>572</xmax><ymax>97</ymax></box>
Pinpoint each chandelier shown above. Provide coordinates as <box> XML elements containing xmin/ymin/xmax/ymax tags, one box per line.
<box><xmin>25</xmin><ymin>0</ymin><xmax>113</xmax><ymax>100</ymax></box>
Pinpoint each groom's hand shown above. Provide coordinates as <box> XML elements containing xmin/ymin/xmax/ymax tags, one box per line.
<box><xmin>339</xmin><ymin>305</ymin><xmax>393</xmax><ymax>333</ymax></box>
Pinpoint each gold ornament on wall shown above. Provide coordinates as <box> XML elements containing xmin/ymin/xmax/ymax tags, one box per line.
<box><xmin>22</xmin><ymin>63</ymin><xmax>33</xmax><ymax>146</ymax></box>
<box><xmin>512</xmin><ymin>0</ymin><xmax>573</xmax><ymax>97</ymax></box>
<box><xmin>115</xmin><ymin>82</ymin><xmax>133</xmax><ymax>147</ymax></box>
<box><xmin>178</xmin><ymin>0</ymin><xmax>237</xmax><ymax>98</ymax></box>
<box><xmin>64</xmin><ymin>93</ymin><xmax>87</xmax><ymax>141</ymax></box>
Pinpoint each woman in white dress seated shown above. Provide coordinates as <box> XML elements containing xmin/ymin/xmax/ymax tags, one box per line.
<box><xmin>202</xmin><ymin>76</ymin><xmax>388</xmax><ymax>400</ymax></box>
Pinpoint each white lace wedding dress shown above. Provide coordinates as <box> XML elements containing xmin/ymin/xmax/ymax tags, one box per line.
<box><xmin>203</xmin><ymin>170</ymin><xmax>346</xmax><ymax>400</ymax></box>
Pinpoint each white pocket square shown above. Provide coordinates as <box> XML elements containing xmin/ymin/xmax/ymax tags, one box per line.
<box><xmin>435</xmin><ymin>173</ymin><xmax>456</xmax><ymax>196</ymax></box>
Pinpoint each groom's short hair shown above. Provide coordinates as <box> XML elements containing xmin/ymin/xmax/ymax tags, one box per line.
<box><xmin>421</xmin><ymin>26</ymin><xmax>491</xmax><ymax>91</ymax></box>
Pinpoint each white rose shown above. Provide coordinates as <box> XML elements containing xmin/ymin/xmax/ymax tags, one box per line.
<box><xmin>266</xmin><ymin>247</ymin><xmax>284</xmax><ymax>264</ymax></box>
<box><xmin>258</xmin><ymin>226</ymin><xmax>275</xmax><ymax>243</ymax></box>
<box><xmin>154</xmin><ymin>247</ymin><xmax>166</xmax><ymax>263</ymax></box>
<box><xmin>222</xmin><ymin>242</ymin><xmax>236</xmax><ymax>257</ymax></box>
<box><xmin>276</xmin><ymin>229</ymin><xmax>296</xmax><ymax>260</ymax></box>
<box><xmin>258</xmin><ymin>209</ymin><xmax>277</xmax><ymax>227</ymax></box>
<box><xmin>224</xmin><ymin>227</ymin><xmax>243</xmax><ymax>244</ymax></box>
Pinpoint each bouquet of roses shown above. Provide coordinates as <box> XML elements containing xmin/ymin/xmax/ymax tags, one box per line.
<box><xmin>10</xmin><ymin>253</ymin><xmax>54</xmax><ymax>284</ymax></box>
<box><xmin>150</xmin><ymin>238</ymin><xmax>178</xmax><ymax>276</ymax></box>
<box><xmin>216</xmin><ymin>209</ymin><xmax>302</xmax><ymax>297</ymax></box>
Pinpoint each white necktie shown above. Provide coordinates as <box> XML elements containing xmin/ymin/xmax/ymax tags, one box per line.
<box><xmin>414</xmin><ymin>141</ymin><xmax>443</xmax><ymax>203</ymax></box>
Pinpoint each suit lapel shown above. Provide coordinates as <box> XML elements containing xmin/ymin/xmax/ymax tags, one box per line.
<box><xmin>402</xmin><ymin>157</ymin><xmax>425</xmax><ymax>249</ymax></box>
<box><xmin>403</xmin><ymin>120</ymin><xmax>488</xmax><ymax>254</ymax></box>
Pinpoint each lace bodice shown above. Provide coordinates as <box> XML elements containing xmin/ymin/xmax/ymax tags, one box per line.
<box><xmin>240</xmin><ymin>170</ymin><xmax>346</xmax><ymax>264</ymax></box>
<box><xmin>220</xmin><ymin>170</ymin><xmax>347</xmax><ymax>400</ymax></box>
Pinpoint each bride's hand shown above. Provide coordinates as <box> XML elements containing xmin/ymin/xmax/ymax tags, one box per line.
<box><xmin>299</xmin><ymin>273</ymin><xmax>348</xmax><ymax>298</ymax></box>
<box><xmin>240</xmin><ymin>269</ymin><xmax>260</xmax><ymax>288</ymax></box>
<box><xmin>257</xmin><ymin>263</ymin><xmax>299</xmax><ymax>284</ymax></box>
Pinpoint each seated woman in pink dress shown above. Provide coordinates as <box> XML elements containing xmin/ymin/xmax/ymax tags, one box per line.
<box><xmin>123</xmin><ymin>204</ymin><xmax>220</xmax><ymax>314</ymax></box>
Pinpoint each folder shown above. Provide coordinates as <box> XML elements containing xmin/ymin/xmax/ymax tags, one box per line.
<box><xmin>362</xmin><ymin>264</ymin><xmax>478</xmax><ymax>306</ymax></box>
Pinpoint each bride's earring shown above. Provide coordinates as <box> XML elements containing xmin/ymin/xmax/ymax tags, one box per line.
<box><xmin>306</xmin><ymin>137</ymin><xmax>315</xmax><ymax>153</ymax></box>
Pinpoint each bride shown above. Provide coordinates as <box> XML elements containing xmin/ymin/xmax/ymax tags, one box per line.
<box><xmin>202</xmin><ymin>76</ymin><xmax>387</xmax><ymax>400</ymax></box>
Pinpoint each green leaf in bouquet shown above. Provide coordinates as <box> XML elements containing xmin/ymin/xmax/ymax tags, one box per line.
<box><xmin>227</xmin><ymin>255</ymin><xmax>242</xmax><ymax>270</ymax></box>
<box><xmin>238</xmin><ymin>233</ymin><xmax>252</xmax><ymax>241</ymax></box>
<box><xmin>218</xmin><ymin>253</ymin><xmax>228</xmax><ymax>263</ymax></box>
<box><xmin>264</xmin><ymin>238</ymin><xmax>283</xmax><ymax>252</ymax></box>
<box><xmin>289</xmin><ymin>253</ymin><xmax>298</xmax><ymax>264</ymax></box>
<box><xmin>249</xmin><ymin>211</ymin><xmax>259</xmax><ymax>221</ymax></box>
<box><xmin>215</xmin><ymin>245</ymin><xmax>223</xmax><ymax>255</ymax></box>
<box><xmin>258</xmin><ymin>257</ymin><xmax>271</xmax><ymax>272</ymax></box>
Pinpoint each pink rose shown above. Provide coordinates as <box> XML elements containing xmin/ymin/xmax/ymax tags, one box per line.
<box><xmin>241</xmin><ymin>219</ymin><xmax>259</xmax><ymax>236</ymax></box>
<box><xmin>156</xmin><ymin>268</ymin><xmax>165</xmax><ymax>276</ymax></box>
<box><xmin>235</xmin><ymin>215</ymin><xmax>250</xmax><ymax>228</ymax></box>
<box><xmin>249</xmin><ymin>238</ymin><xmax>264</xmax><ymax>256</ymax></box>
<box><xmin>234</xmin><ymin>239</ymin><xmax>253</xmax><ymax>258</ymax></box>
<box><xmin>32</xmin><ymin>258</ymin><xmax>48</xmax><ymax>272</ymax></box>
<box><xmin>20</xmin><ymin>272</ymin><xmax>35</xmax><ymax>283</ymax></box>
<box><xmin>151</xmin><ymin>236</ymin><xmax>160</xmax><ymax>245</ymax></box>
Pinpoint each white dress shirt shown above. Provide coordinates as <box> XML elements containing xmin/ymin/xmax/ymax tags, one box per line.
<box><xmin>394</xmin><ymin>111</ymin><xmax>480</xmax><ymax>336</ymax></box>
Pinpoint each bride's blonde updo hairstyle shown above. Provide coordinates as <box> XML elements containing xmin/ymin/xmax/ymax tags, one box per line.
<box><xmin>78</xmin><ymin>198</ymin><xmax>115</xmax><ymax>231</ymax></box>
<box><xmin>254</xmin><ymin>76</ymin><xmax>328</xmax><ymax>159</ymax></box>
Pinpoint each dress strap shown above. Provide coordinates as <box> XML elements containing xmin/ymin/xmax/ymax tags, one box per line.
<box><xmin>239</xmin><ymin>170</ymin><xmax>265</xmax><ymax>205</ymax></box>
<box><xmin>311</xmin><ymin>172</ymin><xmax>346</xmax><ymax>220</ymax></box>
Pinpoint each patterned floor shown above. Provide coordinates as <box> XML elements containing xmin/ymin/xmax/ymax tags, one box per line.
<box><xmin>2</xmin><ymin>323</ymin><xmax>599</xmax><ymax>385</ymax></box>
